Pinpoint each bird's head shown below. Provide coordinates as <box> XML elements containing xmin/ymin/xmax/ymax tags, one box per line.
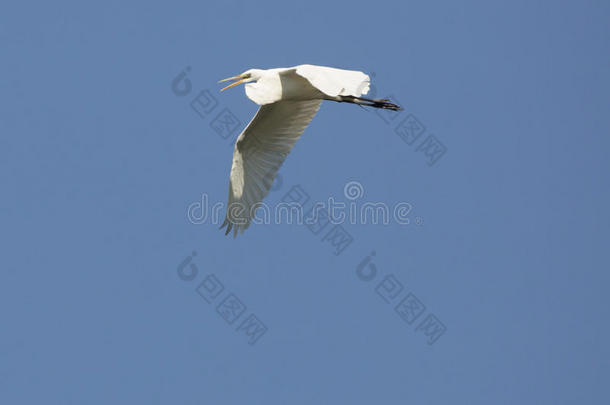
<box><xmin>218</xmin><ymin>69</ymin><xmax>264</xmax><ymax>91</ymax></box>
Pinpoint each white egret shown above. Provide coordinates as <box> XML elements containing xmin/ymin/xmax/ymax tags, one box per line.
<box><xmin>217</xmin><ymin>64</ymin><xmax>402</xmax><ymax>237</ymax></box>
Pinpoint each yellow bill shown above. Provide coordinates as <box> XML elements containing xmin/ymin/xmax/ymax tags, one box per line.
<box><xmin>218</xmin><ymin>75</ymin><xmax>246</xmax><ymax>91</ymax></box>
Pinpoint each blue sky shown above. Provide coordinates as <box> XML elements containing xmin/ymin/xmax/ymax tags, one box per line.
<box><xmin>1</xmin><ymin>0</ymin><xmax>609</xmax><ymax>403</ymax></box>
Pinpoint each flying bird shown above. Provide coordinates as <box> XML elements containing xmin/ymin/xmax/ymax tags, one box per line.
<box><xmin>218</xmin><ymin>64</ymin><xmax>402</xmax><ymax>237</ymax></box>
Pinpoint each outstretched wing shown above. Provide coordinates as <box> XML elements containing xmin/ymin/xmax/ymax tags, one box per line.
<box><xmin>295</xmin><ymin>64</ymin><xmax>370</xmax><ymax>98</ymax></box>
<box><xmin>220</xmin><ymin>99</ymin><xmax>322</xmax><ymax>237</ymax></box>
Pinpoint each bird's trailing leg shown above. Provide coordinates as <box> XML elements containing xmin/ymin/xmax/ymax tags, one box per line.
<box><xmin>329</xmin><ymin>95</ymin><xmax>403</xmax><ymax>111</ymax></box>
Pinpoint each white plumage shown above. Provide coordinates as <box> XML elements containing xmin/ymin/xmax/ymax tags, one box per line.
<box><xmin>217</xmin><ymin>64</ymin><xmax>401</xmax><ymax>237</ymax></box>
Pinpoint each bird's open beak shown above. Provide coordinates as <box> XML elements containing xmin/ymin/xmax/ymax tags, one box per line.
<box><xmin>218</xmin><ymin>75</ymin><xmax>246</xmax><ymax>92</ymax></box>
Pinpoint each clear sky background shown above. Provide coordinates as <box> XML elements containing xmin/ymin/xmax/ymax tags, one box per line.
<box><xmin>1</xmin><ymin>0</ymin><xmax>609</xmax><ymax>404</ymax></box>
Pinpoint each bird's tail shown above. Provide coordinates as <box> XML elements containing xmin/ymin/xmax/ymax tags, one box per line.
<box><xmin>334</xmin><ymin>96</ymin><xmax>403</xmax><ymax>111</ymax></box>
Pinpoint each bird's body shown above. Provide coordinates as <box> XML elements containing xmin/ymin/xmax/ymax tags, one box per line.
<box><xmin>217</xmin><ymin>64</ymin><xmax>401</xmax><ymax>237</ymax></box>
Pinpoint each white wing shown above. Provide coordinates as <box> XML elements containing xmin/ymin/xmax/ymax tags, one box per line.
<box><xmin>295</xmin><ymin>64</ymin><xmax>370</xmax><ymax>97</ymax></box>
<box><xmin>244</xmin><ymin>65</ymin><xmax>370</xmax><ymax>105</ymax></box>
<box><xmin>220</xmin><ymin>99</ymin><xmax>322</xmax><ymax>237</ymax></box>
